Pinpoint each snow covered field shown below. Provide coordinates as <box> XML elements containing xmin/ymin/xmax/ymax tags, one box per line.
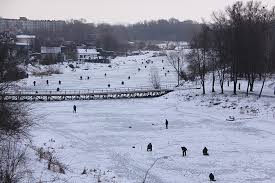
<box><xmin>22</xmin><ymin>52</ymin><xmax>275</xmax><ymax>183</ymax></box>
<box><xmin>18</xmin><ymin>52</ymin><xmax>177</xmax><ymax>90</ymax></box>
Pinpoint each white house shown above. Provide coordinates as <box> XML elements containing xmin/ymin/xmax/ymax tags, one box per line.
<box><xmin>16</xmin><ymin>35</ymin><xmax>36</xmax><ymax>46</ymax></box>
<box><xmin>77</xmin><ymin>49</ymin><xmax>99</xmax><ymax>62</ymax></box>
<box><xmin>40</xmin><ymin>46</ymin><xmax>63</xmax><ymax>62</ymax></box>
<box><xmin>41</xmin><ymin>46</ymin><xmax>61</xmax><ymax>54</ymax></box>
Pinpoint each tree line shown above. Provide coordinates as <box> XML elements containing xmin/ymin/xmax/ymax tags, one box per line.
<box><xmin>186</xmin><ymin>1</ymin><xmax>275</xmax><ymax>97</ymax></box>
<box><xmin>31</xmin><ymin>18</ymin><xmax>201</xmax><ymax>52</ymax></box>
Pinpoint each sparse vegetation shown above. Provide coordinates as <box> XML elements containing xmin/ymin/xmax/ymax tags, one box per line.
<box><xmin>150</xmin><ymin>67</ymin><xmax>161</xmax><ymax>89</ymax></box>
<box><xmin>32</xmin><ymin>66</ymin><xmax>63</xmax><ymax>76</ymax></box>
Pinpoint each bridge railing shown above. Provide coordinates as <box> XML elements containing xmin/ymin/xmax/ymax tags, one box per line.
<box><xmin>4</xmin><ymin>84</ymin><xmax>176</xmax><ymax>95</ymax></box>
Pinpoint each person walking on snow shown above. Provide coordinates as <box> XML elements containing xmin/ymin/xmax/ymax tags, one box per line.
<box><xmin>73</xmin><ymin>105</ymin><xmax>77</xmax><ymax>113</ymax></box>
<box><xmin>165</xmin><ymin>119</ymin><xmax>168</xmax><ymax>129</ymax></box>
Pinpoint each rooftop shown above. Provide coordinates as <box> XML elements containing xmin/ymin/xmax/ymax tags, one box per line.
<box><xmin>77</xmin><ymin>49</ymin><xmax>99</xmax><ymax>54</ymax></box>
<box><xmin>16</xmin><ymin>35</ymin><xmax>36</xmax><ymax>39</ymax></box>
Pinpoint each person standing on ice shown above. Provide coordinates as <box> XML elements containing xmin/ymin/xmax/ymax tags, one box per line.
<box><xmin>165</xmin><ymin>119</ymin><xmax>168</xmax><ymax>129</ymax></box>
<box><xmin>46</xmin><ymin>80</ymin><xmax>49</xmax><ymax>85</ymax></box>
<box><xmin>147</xmin><ymin>143</ymin><xmax>152</xmax><ymax>152</ymax></box>
<box><xmin>203</xmin><ymin>147</ymin><xmax>209</xmax><ymax>156</ymax></box>
<box><xmin>59</xmin><ymin>80</ymin><xmax>61</xmax><ymax>85</ymax></box>
<box><xmin>33</xmin><ymin>81</ymin><xmax>36</xmax><ymax>86</ymax></box>
<box><xmin>209</xmin><ymin>173</ymin><xmax>216</xmax><ymax>181</ymax></box>
<box><xmin>73</xmin><ymin>105</ymin><xmax>77</xmax><ymax>113</ymax></box>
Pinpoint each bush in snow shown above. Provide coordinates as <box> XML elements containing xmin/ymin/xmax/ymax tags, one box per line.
<box><xmin>150</xmin><ymin>67</ymin><xmax>161</xmax><ymax>89</ymax></box>
<box><xmin>0</xmin><ymin>139</ymin><xmax>29</xmax><ymax>183</ymax></box>
<box><xmin>32</xmin><ymin>66</ymin><xmax>63</xmax><ymax>76</ymax></box>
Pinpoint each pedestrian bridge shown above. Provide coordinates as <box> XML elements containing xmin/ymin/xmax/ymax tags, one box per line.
<box><xmin>0</xmin><ymin>85</ymin><xmax>176</xmax><ymax>102</ymax></box>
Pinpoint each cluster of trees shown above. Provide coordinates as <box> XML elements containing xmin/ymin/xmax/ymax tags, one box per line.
<box><xmin>40</xmin><ymin>53</ymin><xmax>64</xmax><ymax>65</ymax></box>
<box><xmin>128</xmin><ymin>19</ymin><xmax>201</xmax><ymax>41</ymax></box>
<box><xmin>0</xmin><ymin>33</ymin><xmax>34</xmax><ymax>182</ymax></box>
<box><xmin>186</xmin><ymin>1</ymin><xmax>275</xmax><ymax>97</ymax></box>
<box><xmin>0</xmin><ymin>32</ymin><xmax>28</xmax><ymax>81</ymax></box>
<box><xmin>29</xmin><ymin>18</ymin><xmax>201</xmax><ymax>52</ymax></box>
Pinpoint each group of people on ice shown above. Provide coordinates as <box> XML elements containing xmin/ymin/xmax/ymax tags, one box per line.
<box><xmin>146</xmin><ymin>119</ymin><xmax>216</xmax><ymax>181</ymax></box>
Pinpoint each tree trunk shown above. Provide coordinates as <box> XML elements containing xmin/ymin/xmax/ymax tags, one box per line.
<box><xmin>259</xmin><ymin>77</ymin><xmax>266</xmax><ymax>98</ymax></box>
<box><xmin>202</xmin><ymin>80</ymin><xmax>205</xmax><ymax>94</ymax></box>
<box><xmin>220</xmin><ymin>80</ymin><xmax>224</xmax><ymax>94</ymax></box>
<box><xmin>201</xmin><ymin>76</ymin><xmax>206</xmax><ymax>95</ymax></box>
<box><xmin>249</xmin><ymin>74</ymin><xmax>255</xmax><ymax>92</ymax></box>
<box><xmin>233</xmin><ymin>73</ymin><xmax>237</xmax><ymax>95</ymax></box>
<box><xmin>246</xmin><ymin>76</ymin><xmax>250</xmax><ymax>96</ymax></box>
<box><xmin>212</xmin><ymin>71</ymin><xmax>215</xmax><ymax>92</ymax></box>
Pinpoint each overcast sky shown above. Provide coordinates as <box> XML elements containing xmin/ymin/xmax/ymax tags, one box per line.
<box><xmin>0</xmin><ymin>0</ymin><xmax>274</xmax><ymax>24</ymax></box>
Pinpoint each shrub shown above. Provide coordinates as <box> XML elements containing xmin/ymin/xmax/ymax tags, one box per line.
<box><xmin>32</xmin><ymin>66</ymin><xmax>63</xmax><ymax>77</ymax></box>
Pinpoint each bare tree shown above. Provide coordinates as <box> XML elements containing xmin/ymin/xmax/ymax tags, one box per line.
<box><xmin>0</xmin><ymin>139</ymin><xmax>30</xmax><ymax>183</ymax></box>
<box><xmin>149</xmin><ymin>67</ymin><xmax>161</xmax><ymax>89</ymax></box>
<box><xmin>187</xmin><ymin>24</ymin><xmax>211</xmax><ymax>95</ymax></box>
<box><xmin>167</xmin><ymin>50</ymin><xmax>186</xmax><ymax>85</ymax></box>
<box><xmin>0</xmin><ymin>32</ymin><xmax>35</xmax><ymax>183</ymax></box>
<box><xmin>259</xmin><ymin>8</ymin><xmax>275</xmax><ymax>97</ymax></box>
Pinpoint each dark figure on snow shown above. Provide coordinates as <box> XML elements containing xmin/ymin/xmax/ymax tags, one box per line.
<box><xmin>59</xmin><ymin>80</ymin><xmax>61</xmax><ymax>85</ymax></box>
<box><xmin>165</xmin><ymin>119</ymin><xmax>168</xmax><ymax>129</ymax></box>
<box><xmin>104</xmin><ymin>73</ymin><xmax>107</xmax><ymax>77</ymax></box>
<box><xmin>147</xmin><ymin>143</ymin><xmax>152</xmax><ymax>152</ymax></box>
<box><xmin>121</xmin><ymin>81</ymin><xmax>124</xmax><ymax>85</ymax></box>
<box><xmin>80</xmin><ymin>76</ymin><xmax>83</xmax><ymax>80</ymax></box>
<box><xmin>227</xmin><ymin>80</ymin><xmax>230</xmax><ymax>87</ymax></box>
<box><xmin>128</xmin><ymin>76</ymin><xmax>130</xmax><ymax>80</ymax></box>
<box><xmin>33</xmin><ymin>81</ymin><xmax>36</xmax><ymax>86</ymax></box>
<box><xmin>163</xmin><ymin>67</ymin><xmax>165</xmax><ymax>70</ymax></box>
<box><xmin>145</xmin><ymin>66</ymin><xmax>147</xmax><ymax>68</ymax></box>
<box><xmin>203</xmin><ymin>147</ymin><xmax>209</xmax><ymax>156</ymax></box>
<box><xmin>238</xmin><ymin>83</ymin><xmax>241</xmax><ymax>90</ymax></box>
<box><xmin>108</xmin><ymin>84</ymin><xmax>110</xmax><ymax>88</ymax></box>
<box><xmin>87</xmin><ymin>76</ymin><xmax>90</xmax><ymax>80</ymax></box>
<box><xmin>209</xmin><ymin>173</ymin><xmax>216</xmax><ymax>181</ymax></box>
<box><xmin>56</xmin><ymin>87</ymin><xmax>60</xmax><ymax>92</ymax></box>
<box><xmin>181</xmin><ymin>146</ymin><xmax>187</xmax><ymax>156</ymax></box>
<box><xmin>73</xmin><ymin>105</ymin><xmax>77</xmax><ymax>113</ymax></box>
<box><xmin>46</xmin><ymin>80</ymin><xmax>49</xmax><ymax>85</ymax></box>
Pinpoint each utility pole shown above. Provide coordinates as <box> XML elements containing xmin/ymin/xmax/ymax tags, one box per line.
<box><xmin>177</xmin><ymin>57</ymin><xmax>180</xmax><ymax>86</ymax></box>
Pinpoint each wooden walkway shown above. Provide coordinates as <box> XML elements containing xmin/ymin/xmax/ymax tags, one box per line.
<box><xmin>0</xmin><ymin>86</ymin><xmax>174</xmax><ymax>102</ymax></box>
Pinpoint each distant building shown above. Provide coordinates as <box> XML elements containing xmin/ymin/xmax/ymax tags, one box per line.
<box><xmin>77</xmin><ymin>48</ymin><xmax>99</xmax><ymax>62</ymax></box>
<box><xmin>41</xmin><ymin>46</ymin><xmax>61</xmax><ymax>54</ymax></box>
<box><xmin>0</xmin><ymin>17</ymin><xmax>65</xmax><ymax>34</ymax></box>
<box><xmin>40</xmin><ymin>46</ymin><xmax>63</xmax><ymax>64</ymax></box>
<box><xmin>16</xmin><ymin>35</ymin><xmax>36</xmax><ymax>46</ymax></box>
